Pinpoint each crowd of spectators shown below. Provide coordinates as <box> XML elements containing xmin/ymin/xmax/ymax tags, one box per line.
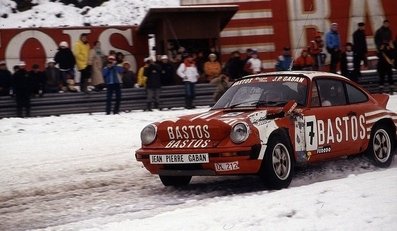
<box><xmin>1</xmin><ymin>21</ymin><xmax>396</xmax><ymax>116</ymax></box>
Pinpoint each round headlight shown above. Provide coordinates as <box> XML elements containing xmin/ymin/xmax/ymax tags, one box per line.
<box><xmin>141</xmin><ymin>124</ymin><xmax>157</xmax><ymax>145</ymax></box>
<box><xmin>230</xmin><ymin>123</ymin><xmax>249</xmax><ymax>144</ymax></box>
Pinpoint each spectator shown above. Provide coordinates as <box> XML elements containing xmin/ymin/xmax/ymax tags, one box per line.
<box><xmin>242</xmin><ymin>48</ymin><xmax>253</xmax><ymax>75</ymax></box>
<box><xmin>204</xmin><ymin>53</ymin><xmax>222</xmax><ymax>82</ymax></box>
<box><xmin>121</xmin><ymin>61</ymin><xmax>136</xmax><ymax>88</ymax></box>
<box><xmin>115</xmin><ymin>52</ymin><xmax>125</xmax><ymax>65</ymax></box>
<box><xmin>0</xmin><ymin>60</ymin><xmax>12</xmax><ymax>96</ymax></box>
<box><xmin>54</xmin><ymin>41</ymin><xmax>77</xmax><ymax>92</ymax></box>
<box><xmin>144</xmin><ymin>58</ymin><xmax>162</xmax><ymax>111</ymax></box>
<box><xmin>223</xmin><ymin>50</ymin><xmax>244</xmax><ymax>81</ymax></box>
<box><xmin>244</xmin><ymin>50</ymin><xmax>262</xmax><ymax>74</ymax></box>
<box><xmin>394</xmin><ymin>36</ymin><xmax>397</xmax><ymax>67</ymax></box>
<box><xmin>166</xmin><ymin>41</ymin><xmax>178</xmax><ymax>63</ymax></box>
<box><xmin>326</xmin><ymin>23</ymin><xmax>341</xmax><ymax>73</ymax></box>
<box><xmin>137</xmin><ymin>58</ymin><xmax>150</xmax><ymax>88</ymax></box>
<box><xmin>340</xmin><ymin>43</ymin><xmax>358</xmax><ymax>82</ymax></box>
<box><xmin>377</xmin><ymin>42</ymin><xmax>395</xmax><ymax>93</ymax></box>
<box><xmin>375</xmin><ymin>20</ymin><xmax>393</xmax><ymax>52</ymax></box>
<box><xmin>44</xmin><ymin>60</ymin><xmax>62</xmax><ymax>93</ymax></box>
<box><xmin>102</xmin><ymin>55</ymin><xmax>123</xmax><ymax>115</ymax></box>
<box><xmin>177</xmin><ymin>55</ymin><xmax>199</xmax><ymax>109</ymax></box>
<box><xmin>159</xmin><ymin>55</ymin><xmax>175</xmax><ymax>86</ymax></box>
<box><xmin>275</xmin><ymin>47</ymin><xmax>293</xmax><ymax>71</ymax></box>
<box><xmin>353</xmin><ymin>22</ymin><xmax>368</xmax><ymax>76</ymax></box>
<box><xmin>73</xmin><ymin>33</ymin><xmax>91</xmax><ymax>93</ymax></box>
<box><xmin>308</xmin><ymin>32</ymin><xmax>326</xmax><ymax>71</ymax></box>
<box><xmin>210</xmin><ymin>74</ymin><xmax>231</xmax><ymax>102</ymax></box>
<box><xmin>12</xmin><ymin>62</ymin><xmax>33</xmax><ymax>117</ymax></box>
<box><xmin>293</xmin><ymin>48</ymin><xmax>314</xmax><ymax>70</ymax></box>
<box><xmin>195</xmin><ymin>50</ymin><xmax>206</xmax><ymax>78</ymax></box>
<box><xmin>89</xmin><ymin>41</ymin><xmax>105</xmax><ymax>91</ymax></box>
<box><xmin>29</xmin><ymin>64</ymin><xmax>45</xmax><ymax>97</ymax></box>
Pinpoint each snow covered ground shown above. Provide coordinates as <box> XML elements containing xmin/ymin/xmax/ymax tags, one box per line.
<box><xmin>0</xmin><ymin>0</ymin><xmax>180</xmax><ymax>28</ymax></box>
<box><xmin>0</xmin><ymin>0</ymin><xmax>397</xmax><ymax>230</ymax></box>
<box><xmin>0</xmin><ymin>99</ymin><xmax>397</xmax><ymax>231</ymax></box>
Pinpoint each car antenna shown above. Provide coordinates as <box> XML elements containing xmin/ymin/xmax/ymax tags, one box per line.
<box><xmin>289</xmin><ymin>3</ymin><xmax>314</xmax><ymax>71</ymax></box>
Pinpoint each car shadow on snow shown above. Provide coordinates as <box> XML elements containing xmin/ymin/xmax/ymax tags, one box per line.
<box><xmin>158</xmin><ymin>155</ymin><xmax>394</xmax><ymax>197</ymax></box>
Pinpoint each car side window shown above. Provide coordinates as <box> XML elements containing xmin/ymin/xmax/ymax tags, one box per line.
<box><xmin>316</xmin><ymin>79</ymin><xmax>347</xmax><ymax>107</ymax></box>
<box><xmin>310</xmin><ymin>83</ymin><xmax>321</xmax><ymax>107</ymax></box>
<box><xmin>346</xmin><ymin>83</ymin><xmax>368</xmax><ymax>104</ymax></box>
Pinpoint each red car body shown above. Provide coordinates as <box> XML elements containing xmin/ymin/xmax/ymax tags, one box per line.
<box><xmin>135</xmin><ymin>71</ymin><xmax>396</xmax><ymax>188</ymax></box>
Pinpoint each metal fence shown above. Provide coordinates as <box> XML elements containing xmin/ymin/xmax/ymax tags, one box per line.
<box><xmin>0</xmin><ymin>71</ymin><xmax>395</xmax><ymax>118</ymax></box>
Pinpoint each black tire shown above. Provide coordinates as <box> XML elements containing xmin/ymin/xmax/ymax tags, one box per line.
<box><xmin>259</xmin><ymin>132</ymin><xmax>294</xmax><ymax>189</ymax></box>
<box><xmin>159</xmin><ymin>175</ymin><xmax>192</xmax><ymax>186</ymax></box>
<box><xmin>366</xmin><ymin>124</ymin><xmax>395</xmax><ymax>168</ymax></box>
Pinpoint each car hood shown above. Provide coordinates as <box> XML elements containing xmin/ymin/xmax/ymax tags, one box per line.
<box><xmin>152</xmin><ymin>109</ymin><xmax>284</xmax><ymax>148</ymax></box>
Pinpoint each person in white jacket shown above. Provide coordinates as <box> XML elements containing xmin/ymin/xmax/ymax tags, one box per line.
<box><xmin>177</xmin><ymin>55</ymin><xmax>199</xmax><ymax>109</ymax></box>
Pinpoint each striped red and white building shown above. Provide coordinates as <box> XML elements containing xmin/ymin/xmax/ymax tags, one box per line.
<box><xmin>181</xmin><ymin>0</ymin><xmax>397</xmax><ymax>70</ymax></box>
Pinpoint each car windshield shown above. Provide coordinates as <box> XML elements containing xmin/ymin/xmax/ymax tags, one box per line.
<box><xmin>212</xmin><ymin>76</ymin><xmax>308</xmax><ymax>109</ymax></box>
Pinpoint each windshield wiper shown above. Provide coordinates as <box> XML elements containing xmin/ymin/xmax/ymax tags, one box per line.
<box><xmin>229</xmin><ymin>100</ymin><xmax>259</xmax><ymax>109</ymax></box>
<box><xmin>256</xmin><ymin>100</ymin><xmax>288</xmax><ymax>107</ymax></box>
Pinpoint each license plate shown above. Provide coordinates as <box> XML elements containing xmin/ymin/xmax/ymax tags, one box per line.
<box><xmin>214</xmin><ymin>161</ymin><xmax>240</xmax><ymax>172</ymax></box>
<box><xmin>150</xmin><ymin>154</ymin><xmax>209</xmax><ymax>164</ymax></box>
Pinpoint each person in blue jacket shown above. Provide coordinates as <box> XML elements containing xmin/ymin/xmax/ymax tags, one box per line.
<box><xmin>102</xmin><ymin>55</ymin><xmax>123</xmax><ymax>115</ymax></box>
<box><xmin>325</xmin><ymin>23</ymin><xmax>341</xmax><ymax>73</ymax></box>
<box><xmin>275</xmin><ymin>47</ymin><xmax>293</xmax><ymax>71</ymax></box>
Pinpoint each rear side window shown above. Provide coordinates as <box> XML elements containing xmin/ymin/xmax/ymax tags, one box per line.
<box><xmin>316</xmin><ymin>79</ymin><xmax>347</xmax><ymax>106</ymax></box>
<box><xmin>346</xmin><ymin>83</ymin><xmax>368</xmax><ymax>104</ymax></box>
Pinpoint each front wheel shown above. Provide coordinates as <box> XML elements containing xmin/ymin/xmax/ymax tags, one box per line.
<box><xmin>259</xmin><ymin>132</ymin><xmax>294</xmax><ymax>189</ymax></box>
<box><xmin>159</xmin><ymin>175</ymin><xmax>192</xmax><ymax>186</ymax></box>
<box><xmin>366</xmin><ymin>125</ymin><xmax>395</xmax><ymax>168</ymax></box>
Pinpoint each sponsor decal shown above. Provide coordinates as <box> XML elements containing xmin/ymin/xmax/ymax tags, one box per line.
<box><xmin>165</xmin><ymin>125</ymin><xmax>211</xmax><ymax>148</ymax></box>
<box><xmin>317</xmin><ymin>146</ymin><xmax>332</xmax><ymax>154</ymax></box>
<box><xmin>272</xmin><ymin>76</ymin><xmax>305</xmax><ymax>83</ymax></box>
<box><xmin>305</xmin><ymin>115</ymin><xmax>366</xmax><ymax>151</ymax></box>
<box><xmin>165</xmin><ymin>139</ymin><xmax>211</xmax><ymax>148</ymax></box>
<box><xmin>233</xmin><ymin>78</ymin><xmax>253</xmax><ymax>86</ymax></box>
<box><xmin>167</xmin><ymin>125</ymin><xmax>210</xmax><ymax>139</ymax></box>
<box><xmin>150</xmin><ymin>154</ymin><xmax>209</xmax><ymax>164</ymax></box>
<box><xmin>214</xmin><ymin>161</ymin><xmax>240</xmax><ymax>172</ymax></box>
<box><xmin>248</xmin><ymin>111</ymin><xmax>268</xmax><ymax>126</ymax></box>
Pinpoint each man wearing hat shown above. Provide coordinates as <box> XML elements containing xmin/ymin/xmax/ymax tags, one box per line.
<box><xmin>353</xmin><ymin>22</ymin><xmax>368</xmax><ymax>77</ymax></box>
<box><xmin>204</xmin><ymin>53</ymin><xmax>222</xmax><ymax>82</ymax></box>
<box><xmin>55</xmin><ymin>41</ymin><xmax>77</xmax><ymax>92</ymax></box>
<box><xmin>44</xmin><ymin>59</ymin><xmax>62</xmax><ymax>93</ymax></box>
<box><xmin>0</xmin><ymin>60</ymin><xmax>12</xmax><ymax>96</ymax></box>
<box><xmin>102</xmin><ymin>55</ymin><xmax>123</xmax><ymax>114</ymax></box>
<box><xmin>159</xmin><ymin>55</ymin><xmax>175</xmax><ymax>86</ymax></box>
<box><xmin>12</xmin><ymin>62</ymin><xmax>33</xmax><ymax>117</ymax></box>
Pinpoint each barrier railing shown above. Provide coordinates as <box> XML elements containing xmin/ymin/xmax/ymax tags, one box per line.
<box><xmin>0</xmin><ymin>71</ymin><xmax>395</xmax><ymax>118</ymax></box>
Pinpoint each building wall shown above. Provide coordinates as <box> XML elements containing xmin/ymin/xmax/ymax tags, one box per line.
<box><xmin>181</xmin><ymin>0</ymin><xmax>397</xmax><ymax>70</ymax></box>
<box><xmin>0</xmin><ymin>26</ymin><xmax>148</xmax><ymax>73</ymax></box>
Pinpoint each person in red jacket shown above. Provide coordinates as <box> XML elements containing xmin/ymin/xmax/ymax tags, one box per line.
<box><xmin>293</xmin><ymin>48</ymin><xmax>314</xmax><ymax>70</ymax></box>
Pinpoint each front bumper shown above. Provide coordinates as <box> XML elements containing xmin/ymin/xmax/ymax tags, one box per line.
<box><xmin>135</xmin><ymin>146</ymin><xmax>262</xmax><ymax>176</ymax></box>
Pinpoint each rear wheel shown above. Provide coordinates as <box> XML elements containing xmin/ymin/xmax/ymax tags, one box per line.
<box><xmin>259</xmin><ymin>132</ymin><xmax>294</xmax><ymax>189</ymax></box>
<box><xmin>159</xmin><ymin>175</ymin><xmax>192</xmax><ymax>186</ymax></box>
<box><xmin>367</xmin><ymin>125</ymin><xmax>395</xmax><ymax>168</ymax></box>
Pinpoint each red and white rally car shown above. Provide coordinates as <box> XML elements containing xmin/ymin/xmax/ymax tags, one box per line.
<box><xmin>135</xmin><ymin>71</ymin><xmax>396</xmax><ymax>189</ymax></box>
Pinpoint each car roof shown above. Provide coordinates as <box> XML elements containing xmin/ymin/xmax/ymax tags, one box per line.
<box><xmin>241</xmin><ymin>71</ymin><xmax>348</xmax><ymax>81</ymax></box>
